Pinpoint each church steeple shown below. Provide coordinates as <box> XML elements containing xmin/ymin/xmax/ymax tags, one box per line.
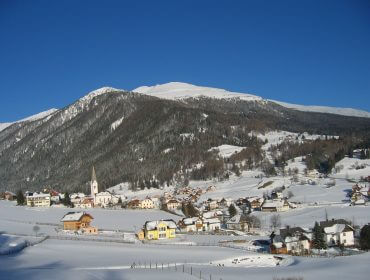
<box><xmin>91</xmin><ymin>166</ymin><xmax>97</xmax><ymax>182</ymax></box>
<box><xmin>90</xmin><ymin>166</ymin><xmax>99</xmax><ymax>198</ymax></box>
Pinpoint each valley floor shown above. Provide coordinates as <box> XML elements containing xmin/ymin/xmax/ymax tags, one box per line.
<box><xmin>1</xmin><ymin>199</ymin><xmax>370</xmax><ymax>280</ymax></box>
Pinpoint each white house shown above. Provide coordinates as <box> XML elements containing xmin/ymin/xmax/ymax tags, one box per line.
<box><xmin>178</xmin><ymin>217</ymin><xmax>203</xmax><ymax>232</ymax></box>
<box><xmin>284</xmin><ymin>235</ymin><xmax>311</xmax><ymax>254</ymax></box>
<box><xmin>26</xmin><ymin>192</ymin><xmax>51</xmax><ymax>207</ymax></box>
<box><xmin>94</xmin><ymin>191</ymin><xmax>121</xmax><ymax>207</ymax></box>
<box><xmin>140</xmin><ymin>198</ymin><xmax>155</xmax><ymax>209</ymax></box>
<box><xmin>202</xmin><ymin>217</ymin><xmax>221</xmax><ymax>231</ymax></box>
<box><xmin>323</xmin><ymin>224</ymin><xmax>355</xmax><ymax>247</ymax></box>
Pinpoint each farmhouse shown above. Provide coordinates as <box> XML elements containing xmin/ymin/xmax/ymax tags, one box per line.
<box><xmin>61</xmin><ymin>212</ymin><xmax>97</xmax><ymax>234</ymax></box>
<box><xmin>261</xmin><ymin>199</ymin><xmax>290</xmax><ymax>212</ymax></box>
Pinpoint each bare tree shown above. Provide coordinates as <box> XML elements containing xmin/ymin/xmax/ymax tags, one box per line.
<box><xmin>270</xmin><ymin>214</ymin><xmax>281</xmax><ymax>230</ymax></box>
<box><xmin>33</xmin><ymin>225</ymin><xmax>40</xmax><ymax>237</ymax></box>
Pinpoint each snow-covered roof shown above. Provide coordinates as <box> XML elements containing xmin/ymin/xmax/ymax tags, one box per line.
<box><xmin>262</xmin><ymin>200</ymin><xmax>286</xmax><ymax>208</ymax></box>
<box><xmin>226</xmin><ymin>214</ymin><xmax>239</xmax><ymax>224</ymax></box>
<box><xmin>204</xmin><ymin>218</ymin><xmax>221</xmax><ymax>224</ymax></box>
<box><xmin>203</xmin><ymin>211</ymin><xmax>216</xmax><ymax>219</ymax></box>
<box><xmin>27</xmin><ymin>192</ymin><xmax>50</xmax><ymax>198</ymax></box>
<box><xmin>323</xmin><ymin>224</ymin><xmax>353</xmax><ymax>234</ymax></box>
<box><xmin>182</xmin><ymin>217</ymin><xmax>199</xmax><ymax>225</ymax></box>
<box><xmin>145</xmin><ymin>220</ymin><xmax>177</xmax><ymax>230</ymax></box>
<box><xmin>61</xmin><ymin>212</ymin><xmax>93</xmax><ymax>222</ymax></box>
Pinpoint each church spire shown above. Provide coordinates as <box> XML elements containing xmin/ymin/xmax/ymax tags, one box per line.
<box><xmin>91</xmin><ymin>166</ymin><xmax>97</xmax><ymax>182</ymax></box>
<box><xmin>90</xmin><ymin>166</ymin><xmax>99</xmax><ymax>198</ymax></box>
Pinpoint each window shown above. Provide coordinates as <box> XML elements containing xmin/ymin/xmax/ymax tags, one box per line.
<box><xmin>159</xmin><ymin>233</ymin><xmax>166</xmax><ymax>239</ymax></box>
<box><xmin>343</xmin><ymin>233</ymin><xmax>346</xmax><ymax>236</ymax></box>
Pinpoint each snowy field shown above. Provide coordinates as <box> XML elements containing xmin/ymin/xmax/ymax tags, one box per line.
<box><xmin>0</xmin><ymin>201</ymin><xmax>180</xmax><ymax>235</ymax></box>
<box><xmin>0</xmin><ymin>238</ymin><xmax>370</xmax><ymax>280</ymax></box>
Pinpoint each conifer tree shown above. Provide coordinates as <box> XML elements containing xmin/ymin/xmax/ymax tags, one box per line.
<box><xmin>229</xmin><ymin>204</ymin><xmax>237</xmax><ymax>217</ymax></box>
<box><xmin>312</xmin><ymin>222</ymin><xmax>327</xmax><ymax>249</ymax></box>
<box><xmin>16</xmin><ymin>190</ymin><xmax>25</xmax><ymax>206</ymax></box>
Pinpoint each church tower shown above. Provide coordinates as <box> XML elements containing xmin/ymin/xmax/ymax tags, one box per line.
<box><xmin>90</xmin><ymin>166</ymin><xmax>99</xmax><ymax>198</ymax></box>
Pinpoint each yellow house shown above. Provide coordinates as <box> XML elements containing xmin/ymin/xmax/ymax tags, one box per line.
<box><xmin>142</xmin><ymin>219</ymin><xmax>177</xmax><ymax>240</ymax></box>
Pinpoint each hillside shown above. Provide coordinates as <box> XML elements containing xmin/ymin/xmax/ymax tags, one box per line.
<box><xmin>0</xmin><ymin>84</ymin><xmax>370</xmax><ymax>192</ymax></box>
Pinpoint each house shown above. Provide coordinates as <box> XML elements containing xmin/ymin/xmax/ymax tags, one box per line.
<box><xmin>207</xmin><ymin>199</ymin><xmax>219</xmax><ymax>210</ymax></box>
<box><xmin>323</xmin><ymin>224</ymin><xmax>355</xmax><ymax>247</ymax></box>
<box><xmin>271</xmin><ymin>190</ymin><xmax>283</xmax><ymax>200</ymax></box>
<box><xmin>139</xmin><ymin>220</ymin><xmax>177</xmax><ymax>240</ymax></box>
<box><xmin>26</xmin><ymin>192</ymin><xmax>51</xmax><ymax>207</ymax></box>
<box><xmin>178</xmin><ymin>217</ymin><xmax>203</xmax><ymax>232</ymax></box>
<box><xmin>127</xmin><ymin>199</ymin><xmax>141</xmax><ymax>209</ymax></box>
<box><xmin>307</xmin><ymin>169</ymin><xmax>320</xmax><ymax>178</ymax></box>
<box><xmin>150</xmin><ymin>196</ymin><xmax>161</xmax><ymax>209</ymax></box>
<box><xmin>279</xmin><ymin>227</ymin><xmax>311</xmax><ymax>254</ymax></box>
<box><xmin>140</xmin><ymin>198</ymin><xmax>155</xmax><ymax>209</ymax></box>
<box><xmin>248</xmin><ymin>197</ymin><xmax>264</xmax><ymax>211</ymax></box>
<box><xmin>202</xmin><ymin>218</ymin><xmax>221</xmax><ymax>232</ymax></box>
<box><xmin>219</xmin><ymin>198</ymin><xmax>232</xmax><ymax>208</ymax></box>
<box><xmin>261</xmin><ymin>199</ymin><xmax>290</xmax><ymax>212</ymax></box>
<box><xmin>74</xmin><ymin>198</ymin><xmax>94</xmax><ymax>209</ymax></box>
<box><xmin>166</xmin><ymin>199</ymin><xmax>181</xmax><ymax>210</ymax></box>
<box><xmin>61</xmin><ymin>212</ymin><xmax>97</xmax><ymax>234</ymax></box>
<box><xmin>226</xmin><ymin>214</ymin><xmax>249</xmax><ymax>232</ymax></box>
<box><xmin>70</xmin><ymin>193</ymin><xmax>86</xmax><ymax>205</ymax></box>
<box><xmin>270</xmin><ymin>235</ymin><xmax>288</xmax><ymax>254</ymax></box>
<box><xmin>4</xmin><ymin>191</ymin><xmax>16</xmax><ymax>201</ymax></box>
<box><xmin>94</xmin><ymin>191</ymin><xmax>121</xmax><ymax>207</ymax></box>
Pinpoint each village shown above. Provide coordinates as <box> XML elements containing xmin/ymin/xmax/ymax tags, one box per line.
<box><xmin>1</xmin><ymin>163</ymin><xmax>369</xmax><ymax>258</ymax></box>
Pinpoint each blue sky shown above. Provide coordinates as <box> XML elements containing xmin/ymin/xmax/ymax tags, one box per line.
<box><xmin>0</xmin><ymin>0</ymin><xmax>369</xmax><ymax>121</ymax></box>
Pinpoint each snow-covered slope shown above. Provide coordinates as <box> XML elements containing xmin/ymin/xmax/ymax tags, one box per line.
<box><xmin>133</xmin><ymin>82</ymin><xmax>262</xmax><ymax>101</ymax></box>
<box><xmin>0</xmin><ymin>123</ymin><xmax>12</xmax><ymax>132</ymax></box>
<box><xmin>272</xmin><ymin>100</ymin><xmax>370</xmax><ymax>118</ymax></box>
<box><xmin>0</xmin><ymin>109</ymin><xmax>58</xmax><ymax>132</ymax></box>
<box><xmin>133</xmin><ymin>82</ymin><xmax>370</xmax><ymax>118</ymax></box>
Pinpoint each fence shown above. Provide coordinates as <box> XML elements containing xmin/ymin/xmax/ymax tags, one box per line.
<box><xmin>130</xmin><ymin>260</ymin><xmax>221</xmax><ymax>280</ymax></box>
<box><xmin>48</xmin><ymin>235</ymin><xmax>136</xmax><ymax>244</ymax></box>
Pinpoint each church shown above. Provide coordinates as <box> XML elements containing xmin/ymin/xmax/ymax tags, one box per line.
<box><xmin>90</xmin><ymin>166</ymin><xmax>125</xmax><ymax>207</ymax></box>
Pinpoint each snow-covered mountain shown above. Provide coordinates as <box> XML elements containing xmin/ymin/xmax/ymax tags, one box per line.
<box><xmin>271</xmin><ymin>100</ymin><xmax>370</xmax><ymax>119</ymax></box>
<box><xmin>133</xmin><ymin>82</ymin><xmax>370</xmax><ymax>118</ymax></box>
<box><xmin>0</xmin><ymin>108</ymin><xmax>58</xmax><ymax>132</ymax></box>
<box><xmin>133</xmin><ymin>82</ymin><xmax>262</xmax><ymax>102</ymax></box>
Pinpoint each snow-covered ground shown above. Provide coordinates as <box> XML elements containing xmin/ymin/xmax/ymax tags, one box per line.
<box><xmin>0</xmin><ymin>237</ymin><xmax>369</xmax><ymax>280</ymax></box>
<box><xmin>209</xmin><ymin>144</ymin><xmax>246</xmax><ymax>158</ymax></box>
<box><xmin>0</xmin><ymin>201</ymin><xmax>180</xmax><ymax>235</ymax></box>
<box><xmin>332</xmin><ymin>157</ymin><xmax>370</xmax><ymax>181</ymax></box>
